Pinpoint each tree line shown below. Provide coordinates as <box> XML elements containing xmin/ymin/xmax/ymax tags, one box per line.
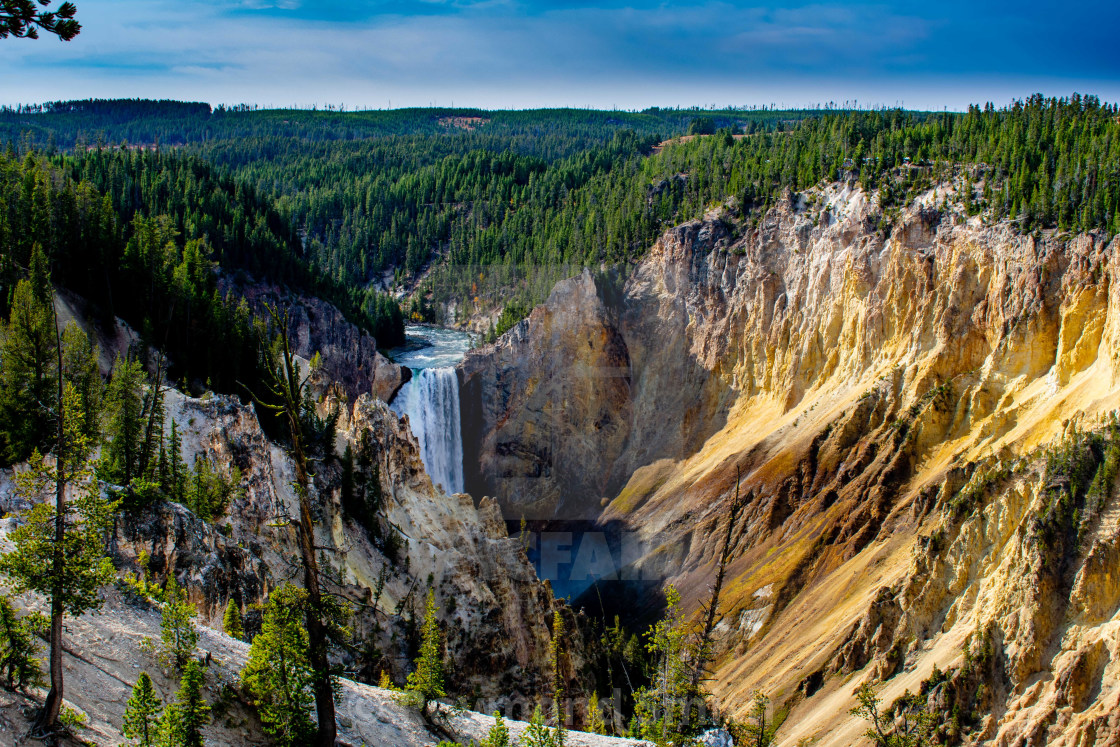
<box><xmin>136</xmin><ymin>95</ymin><xmax>1120</xmax><ymax>326</ymax></box>
<box><xmin>0</xmin><ymin>98</ymin><xmax>822</xmax><ymax>151</ymax></box>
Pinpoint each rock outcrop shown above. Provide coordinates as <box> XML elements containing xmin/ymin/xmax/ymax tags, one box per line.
<box><xmin>459</xmin><ymin>182</ymin><xmax>1120</xmax><ymax>744</ymax></box>
<box><xmin>460</xmin><ymin>270</ymin><xmax>640</xmax><ymax>519</ymax></box>
<box><xmin>226</xmin><ymin>281</ymin><xmax>409</xmax><ymax>403</ymax></box>
<box><xmin>102</xmin><ymin>386</ymin><xmax>566</xmax><ymax>705</ymax></box>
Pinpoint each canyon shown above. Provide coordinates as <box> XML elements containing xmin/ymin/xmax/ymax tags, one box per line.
<box><xmin>458</xmin><ymin>182</ymin><xmax>1120</xmax><ymax>745</ymax></box>
<box><xmin>3</xmin><ymin>94</ymin><xmax>1117</xmax><ymax>747</ymax></box>
<box><xmin>6</xmin><ymin>176</ymin><xmax>1120</xmax><ymax>746</ymax></box>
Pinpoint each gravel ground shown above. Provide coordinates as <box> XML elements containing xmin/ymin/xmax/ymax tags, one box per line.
<box><xmin>0</xmin><ymin>588</ymin><xmax>651</xmax><ymax>747</ymax></box>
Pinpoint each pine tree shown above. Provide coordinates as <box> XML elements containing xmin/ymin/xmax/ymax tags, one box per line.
<box><xmin>0</xmin><ymin>249</ymin><xmax>56</xmax><ymax>463</ymax></box>
<box><xmin>684</xmin><ymin>471</ymin><xmax>745</xmax><ymax>734</ymax></box>
<box><xmin>160</xmin><ymin>576</ymin><xmax>198</xmax><ymax>669</ymax></box>
<box><xmin>367</xmin><ymin>461</ymin><xmax>383</xmax><ymax>516</ymax></box>
<box><xmin>0</xmin><ymin>258</ymin><xmax>100</xmax><ymax>464</ymax></box>
<box><xmin>480</xmin><ymin>713</ymin><xmax>510</xmax><ymax>747</ymax></box>
<box><xmin>162</xmin><ymin>659</ymin><xmax>210</xmax><ymax>747</ymax></box>
<box><xmin>520</xmin><ymin>706</ymin><xmax>558</xmax><ymax>747</ymax></box>
<box><xmin>122</xmin><ymin>672</ymin><xmax>163</xmax><ymax>747</ymax></box>
<box><xmin>164</xmin><ymin>419</ymin><xmax>187</xmax><ymax>503</ymax></box>
<box><xmin>247</xmin><ymin>306</ymin><xmax>338</xmax><ymax>746</ymax></box>
<box><xmin>137</xmin><ymin>358</ymin><xmax>166</xmax><ymax>482</ymax></box>
<box><xmin>241</xmin><ymin>584</ymin><xmax>316</xmax><ymax>747</ymax></box>
<box><xmin>403</xmin><ymin>589</ymin><xmax>445</xmax><ymax>719</ymax></box>
<box><xmin>851</xmin><ymin>683</ymin><xmax>938</xmax><ymax>747</ymax></box>
<box><xmin>101</xmin><ymin>354</ymin><xmax>146</xmax><ymax>488</ymax></box>
<box><xmin>629</xmin><ymin>584</ymin><xmax>691</xmax><ymax>744</ymax></box>
<box><xmin>157</xmin><ymin>440</ymin><xmax>170</xmax><ymax>498</ymax></box>
<box><xmin>186</xmin><ymin>456</ymin><xmax>211</xmax><ymax>519</ymax></box>
<box><xmin>0</xmin><ymin>595</ymin><xmax>45</xmax><ymax>691</ymax></box>
<box><xmin>586</xmin><ymin>692</ymin><xmax>607</xmax><ymax>736</ymax></box>
<box><xmin>548</xmin><ymin>609</ymin><xmax>566</xmax><ymax>744</ymax></box>
<box><xmin>729</xmin><ymin>691</ymin><xmax>778</xmax><ymax>747</ymax></box>
<box><xmin>59</xmin><ymin>322</ymin><xmax>102</xmax><ymax>446</ymax></box>
<box><xmin>222</xmin><ymin>599</ymin><xmax>243</xmax><ymax>640</ymax></box>
<box><xmin>0</xmin><ymin>383</ymin><xmax>115</xmax><ymax>734</ymax></box>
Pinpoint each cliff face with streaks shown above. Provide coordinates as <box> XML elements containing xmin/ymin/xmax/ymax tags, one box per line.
<box><xmin>458</xmin><ymin>183</ymin><xmax>1120</xmax><ymax>745</ymax></box>
<box><xmin>97</xmin><ymin>387</ymin><xmax>570</xmax><ymax>705</ymax></box>
<box><xmin>224</xmin><ymin>280</ymin><xmax>410</xmax><ymax>403</ymax></box>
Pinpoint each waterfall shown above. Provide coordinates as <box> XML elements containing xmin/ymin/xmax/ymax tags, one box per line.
<box><xmin>390</xmin><ymin>367</ymin><xmax>464</xmax><ymax>495</ymax></box>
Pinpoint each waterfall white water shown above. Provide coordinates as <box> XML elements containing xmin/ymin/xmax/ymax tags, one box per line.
<box><xmin>391</xmin><ymin>367</ymin><xmax>464</xmax><ymax>495</ymax></box>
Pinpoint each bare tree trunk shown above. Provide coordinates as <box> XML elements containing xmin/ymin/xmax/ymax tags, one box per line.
<box><xmin>686</xmin><ymin>467</ymin><xmax>746</xmax><ymax>728</ymax></box>
<box><xmin>294</xmin><ymin>448</ymin><xmax>336</xmax><ymax>747</ymax></box>
<box><xmin>275</xmin><ymin>314</ymin><xmax>336</xmax><ymax>747</ymax></box>
<box><xmin>35</xmin><ymin>299</ymin><xmax>66</xmax><ymax>735</ymax></box>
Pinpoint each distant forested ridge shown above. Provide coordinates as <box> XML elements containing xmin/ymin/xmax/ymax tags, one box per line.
<box><xmin>3</xmin><ymin>94</ymin><xmax>1118</xmax><ymax>324</ymax></box>
<box><xmin>0</xmin><ymin>98</ymin><xmax>822</xmax><ymax>149</ymax></box>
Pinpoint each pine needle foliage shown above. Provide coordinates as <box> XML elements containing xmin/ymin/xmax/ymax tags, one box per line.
<box><xmin>222</xmin><ymin>598</ymin><xmax>243</xmax><ymax>640</ymax></box>
<box><xmin>241</xmin><ymin>584</ymin><xmax>316</xmax><ymax>747</ymax></box>
<box><xmin>249</xmin><ymin>304</ymin><xmax>341</xmax><ymax>747</ymax></box>
<box><xmin>479</xmin><ymin>713</ymin><xmax>510</xmax><ymax>747</ymax></box>
<box><xmin>851</xmin><ymin>683</ymin><xmax>939</xmax><ymax>747</ymax></box>
<box><xmin>0</xmin><ymin>595</ymin><xmax>46</xmax><ymax>691</ymax></box>
<box><xmin>0</xmin><ymin>252</ymin><xmax>59</xmax><ymax>464</ymax></box>
<box><xmin>100</xmin><ymin>354</ymin><xmax>146</xmax><ymax>488</ymax></box>
<box><xmin>161</xmin><ymin>659</ymin><xmax>210</xmax><ymax>747</ymax></box>
<box><xmin>159</xmin><ymin>576</ymin><xmax>198</xmax><ymax>670</ymax></box>
<box><xmin>402</xmin><ymin>589</ymin><xmax>445</xmax><ymax>719</ymax></box>
<box><xmin>548</xmin><ymin>608</ymin><xmax>566</xmax><ymax>744</ymax></box>
<box><xmin>0</xmin><ymin>399</ymin><xmax>116</xmax><ymax>617</ymax></box>
<box><xmin>585</xmin><ymin>692</ymin><xmax>607</xmax><ymax>736</ymax></box>
<box><xmin>728</xmin><ymin>691</ymin><xmax>781</xmax><ymax>747</ymax></box>
<box><xmin>520</xmin><ymin>705</ymin><xmax>562</xmax><ymax>747</ymax></box>
<box><xmin>0</xmin><ymin>0</ymin><xmax>80</xmax><ymax>41</ymax></box>
<box><xmin>628</xmin><ymin>584</ymin><xmax>693</xmax><ymax>745</ymax></box>
<box><xmin>122</xmin><ymin>671</ymin><xmax>163</xmax><ymax>747</ymax></box>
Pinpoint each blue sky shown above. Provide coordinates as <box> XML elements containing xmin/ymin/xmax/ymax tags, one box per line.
<box><xmin>1</xmin><ymin>0</ymin><xmax>1118</xmax><ymax>110</ymax></box>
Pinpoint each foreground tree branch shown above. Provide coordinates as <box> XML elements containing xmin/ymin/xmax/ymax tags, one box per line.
<box><xmin>0</xmin><ymin>0</ymin><xmax>80</xmax><ymax>41</ymax></box>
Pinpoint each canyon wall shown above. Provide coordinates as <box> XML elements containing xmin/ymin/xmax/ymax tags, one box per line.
<box><xmin>225</xmin><ymin>280</ymin><xmax>410</xmax><ymax>403</ymax></box>
<box><xmin>459</xmin><ymin>183</ymin><xmax>1120</xmax><ymax>744</ymax></box>
<box><xmin>97</xmin><ymin>387</ymin><xmax>569</xmax><ymax>704</ymax></box>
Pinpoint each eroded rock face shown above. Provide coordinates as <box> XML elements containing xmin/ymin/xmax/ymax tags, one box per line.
<box><xmin>342</xmin><ymin>395</ymin><xmax>577</xmax><ymax>701</ymax></box>
<box><xmin>459</xmin><ymin>183</ymin><xmax>1120</xmax><ymax>744</ymax></box>
<box><xmin>802</xmin><ymin>441</ymin><xmax>1120</xmax><ymax>747</ymax></box>
<box><xmin>459</xmin><ymin>271</ymin><xmax>637</xmax><ymax>519</ymax></box>
<box><xmin>459</xmin><ymin>246</ymin><xmax>737</xmax><ymax>520</ymax></box>
<box><xmin>227</xmin><ymin>281</ymin><xmax>409</xmax><ymax>403</ymax></box>
<box><xmin>107</xmin><ymin>387</ymin><xmax>565</xmax><ymax>703</ymax></box>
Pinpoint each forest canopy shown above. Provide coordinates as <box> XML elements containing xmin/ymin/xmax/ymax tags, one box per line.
<box><xmin>3</xmin><ymin>94</ymin><xmax>1117</xmax><ymax>323</ymax></box>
